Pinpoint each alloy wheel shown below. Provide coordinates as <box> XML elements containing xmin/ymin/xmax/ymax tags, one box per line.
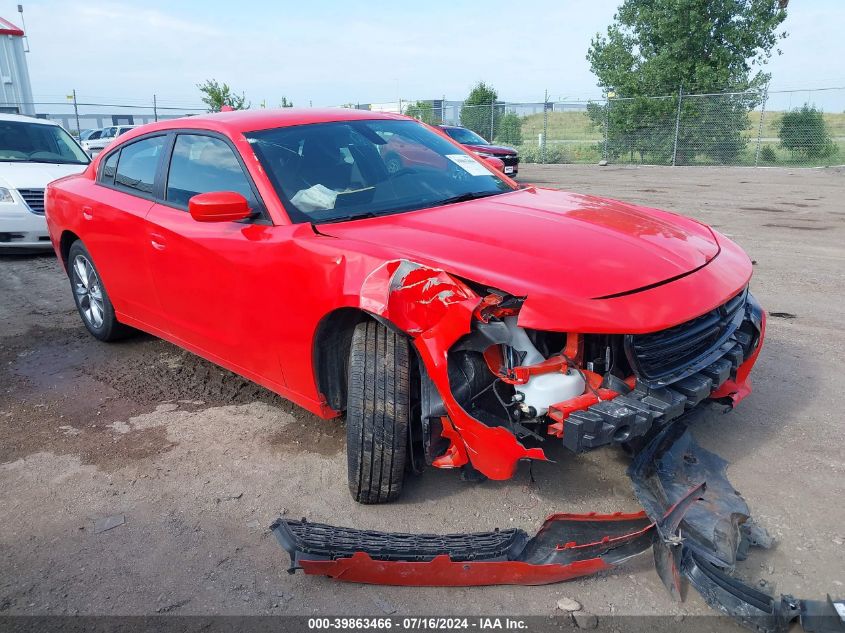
<box><xmin>72</xmin><ymin>254</ymin><xmax>105</xmax><ymax>329</ymax></box>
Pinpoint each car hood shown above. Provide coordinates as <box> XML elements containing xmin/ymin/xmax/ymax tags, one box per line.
<box><xmin>322</xmin><ymin>187</ymin><xmax>720</xmax><ymax>308</ymax></box>
<box><xmin>464</xmin><ymin>143</ymin><xmax>517</xmax><ymax>156</ymax></box>
<box><xmin>0</xmin><ymin>162</ymin><xmax>88</xmax><ymax>189</ymax></box>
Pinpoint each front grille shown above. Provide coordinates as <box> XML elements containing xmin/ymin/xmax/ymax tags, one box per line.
<box><xmin>625</xmin><ymin>288</ymin><xmax>747</xmax><ymax>386</ymax></box>
<box><xmin>18</xmin><ymin>188</ymin><xmax>45</xmax><ymax>214</ymax></box>
<box><xmin>500</xmin><ymin>154</ymin><xmax>519</xmax><ymax>167</ymax></box>
<box><xmin>275</xmin><ymin>519</ymin><xmax>525</xmax><ymax>562</ymax></box>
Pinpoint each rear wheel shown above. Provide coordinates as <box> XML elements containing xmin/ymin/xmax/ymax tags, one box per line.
<box><xmin>68</xmin><ymin>240</ymin><xmax>131</xmax><ymax>342</ymax></box>
<box><xmin>346</xmin><ymin>320</ymin><xmax>410</xmax><ymax>504</ymax></box>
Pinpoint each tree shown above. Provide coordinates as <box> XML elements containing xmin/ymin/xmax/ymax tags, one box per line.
<box><xmin>460</xmin><ymin>81</ymin><xmax>500</xmax><ymax>140</ymax></box>
<box><xmin>779</xmin><ymin>105</ymin><xmax>837</xmax><ymax>159</ymax></box>
<box><xmin>279</xmin><ymin>97</ymin><xmax>294</xmax><ymax>108</ymax></box>
<box><xmin>405</xmin><ymin>101</ymin><xmax>439</xmax><ymax>125</ymax></box>
<box><xmin>587</xmin><ymin>0</ymin><xmax>788</xmax><ymax>164</ymax></box>
<box><xmin>197</xmin><ymin>79</ymin><xmax>249</xmax><ymax>112</ymax></box>
<box><xmin>495</xmin><ymin>112</ymin><xmax>523</xmax><ymax>146</ymax></box>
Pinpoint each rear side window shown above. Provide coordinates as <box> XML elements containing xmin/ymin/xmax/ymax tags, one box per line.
<box><xmin>165</xmin><ymin>134</ymin><xmax>257</xmax><ymax>208</ymax></box>
<box><xmin>114</xmin><ymin>136</ymin><xmax>166</xmax><ymax>195</ymax></box>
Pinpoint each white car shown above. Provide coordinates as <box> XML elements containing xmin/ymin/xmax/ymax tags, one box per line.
<box><xmin>0</xmin><ymin>114</ymin><xmax>90</xmax><ymax>252</ymax></box>
<box><xmin>80</xmin><ymin>124</ymin><xmax>137</xmax><ymax>155</ymax></box>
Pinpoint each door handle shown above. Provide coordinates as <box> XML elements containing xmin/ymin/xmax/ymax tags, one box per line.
<box><xmin>82</xmin><ymin>206</ymin><xmax>93</xmax><ymax>220</ymax></box>
<box><xmin>149</xmin><ymin>233</ymin><xmax>166</xmax><ymax>251</ymax></box>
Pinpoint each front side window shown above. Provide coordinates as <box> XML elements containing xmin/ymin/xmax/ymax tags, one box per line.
<box><xmin>0</xmin><ymin>120</ymin><xmax>90</xmax><ymax>165</ymax></box>
<box><xmin>114</xmin><ymin>136</ymin><xmax>166</xmax><ymax>194</ymax></box>
<box><xmin>246</xmin><ymin>119</ymin><xmax>512</xmax><ymax>224</ymax></box>
<box><xmin>166</xmin><ymin>134</ymin><xmax>257</xmax><ymax>208</ymax></box>
<box><xmin>443</xmin><ymin>127</ymin><xmax>489</xmax><ymax>145</ymax></box>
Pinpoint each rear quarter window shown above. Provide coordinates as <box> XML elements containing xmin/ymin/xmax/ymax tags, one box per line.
<box><xmin>100</xmin><ymin>151</ymin><xmax>119</xmax><ymax>185</ymax></box>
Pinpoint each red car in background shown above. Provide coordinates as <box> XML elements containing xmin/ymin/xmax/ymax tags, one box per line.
<box><xmin>438</xmin><ymin>125</ymin><xmax>519</xmax><ymax>175</ymax></box>
<box><xmin>45</xmin><ymin>109</ymin><xmax>764</xmax><ymax>506</ymax></box>
<box><xmin>381</xmin><ymin>128</ymin><xmax>505</xmax><ymax>174</ymax></box>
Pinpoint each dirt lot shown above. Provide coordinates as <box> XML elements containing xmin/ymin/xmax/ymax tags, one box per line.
<box><xmin>1</xmin><ymin>165</ymin><xmax>843</xmax><ymax>624</ymax></box>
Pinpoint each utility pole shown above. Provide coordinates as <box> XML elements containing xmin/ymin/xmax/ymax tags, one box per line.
<box><xmin>490</xmin><ymin>96</ymin><xmax>495</xmax><ymax>140</ymax></box>
<box><xmin>153</xmin><ymin>94</ymin><xmax>158</xmax><ymax>122</ymax></box>
<box><xmin>72</xmin><ymin>89</ymin><xmax>80</xmax><ymax>137</ymax></box>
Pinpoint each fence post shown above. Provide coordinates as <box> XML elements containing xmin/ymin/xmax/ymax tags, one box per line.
<box><xmin>153</xmin><ymin>94</ymin><xmax>158</xmax><ymax>122</ymax></box>
<box><xmin>542</xmin><ymin>89</ymin><xmax>548</xmax><ymax>164</ymax></box>
<box><xmin>490</xmin><ymin>97</ymin><xmax>495</xmax><ymax>141</ymax></box>
<box><xmin>754</xmin><ymin>85</ymin><xmax>769</xmax><ymax>167</ymax></box>
<box><xmin>72</xmin><ymin>89</ymin><xmax>81</xmax><ymax>137</ymax></box>
<box><xmin>603</xmin><ymin>94</ymin><xmax>610</xmax><ymax>162</ymax></box>
<box><xmin>671</xmin><ymin>84</ymin><xmax>683</xmax><ymax>167</ymax></box>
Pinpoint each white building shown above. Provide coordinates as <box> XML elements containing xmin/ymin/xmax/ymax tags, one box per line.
<box><xmin>0</xmin><ymin>16</ymin><xmax>34</xmax><ymax>115</ymax></box>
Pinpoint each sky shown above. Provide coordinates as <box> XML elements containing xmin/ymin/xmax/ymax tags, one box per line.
<box><xmin>1</xmin><ymin>0</ymin><xmax>844</xmax><ymax>110</ymax></box>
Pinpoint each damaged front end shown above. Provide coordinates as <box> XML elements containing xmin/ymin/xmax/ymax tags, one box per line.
<box><xmin>361</xmin><ymin>259</ymin><xmax>766</xmax><ymax>481</ymax></box>
<box><xmin>272</xmin><ymin>422</ymin><xmax>845</xmax><ymax>632</ymax></box>
<box><xmin>271</xmin><ymin>262</ymin><xmax>843</xmax><ymax>632</ymax></box>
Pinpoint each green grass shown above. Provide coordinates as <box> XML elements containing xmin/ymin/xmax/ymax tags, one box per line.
<box><xmin>517</xmin><ymin>110</ymin><xmax>845</xmax><ymax>165</ymax></box>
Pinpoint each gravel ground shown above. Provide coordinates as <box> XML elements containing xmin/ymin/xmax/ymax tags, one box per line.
<box><xmin>1</xmin><ymin>164</ymin><xmax>843</xmax><ymax>626</ymax></box>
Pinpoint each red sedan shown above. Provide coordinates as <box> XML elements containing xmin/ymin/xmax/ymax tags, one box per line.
<box><xmin>45</xmin><ymin>109</ymin><xmax>765</xmax><ymax>504</ymax></box>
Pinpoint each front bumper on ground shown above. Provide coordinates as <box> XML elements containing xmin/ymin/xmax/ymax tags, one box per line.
<box><xmin>271</xmin><ymin>420</ymin><xmax>843</xmax><ymax>633</ymax></box>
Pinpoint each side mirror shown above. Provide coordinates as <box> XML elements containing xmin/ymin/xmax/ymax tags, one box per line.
<box><xmin>480</xmin><ymin>156</ymin><xmax>505</xmax><ymax>172</ymax></box>
<box><xmin>189</xmin><ymin>191</ymin><xmax>252</xmax><ymax>223</ymax></box>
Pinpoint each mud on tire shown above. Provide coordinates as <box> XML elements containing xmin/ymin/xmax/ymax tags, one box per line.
<box><xmin>346</xmin><ymin>320</ymin><xmax>410</xmax><ymax>504</ymax></box>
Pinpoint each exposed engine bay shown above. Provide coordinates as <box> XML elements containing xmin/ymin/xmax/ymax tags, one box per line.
<box><xmin>416</xmin><ymin>281</ymin><xmax>765</xmax><ymax>471</ymax></box>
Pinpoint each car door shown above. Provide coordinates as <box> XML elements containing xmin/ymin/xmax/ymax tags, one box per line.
<box><xmin>82</xmin><ymin>135</ymin><xmax>166</xmax><ymax>326</ymax></box>
<box><xmin>143</xmin><ymin>132</ymin><xmax>286</xmax><ymax>388</ymax></box>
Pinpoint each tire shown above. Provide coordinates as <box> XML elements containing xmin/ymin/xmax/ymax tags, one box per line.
<box><xmin>67</xmin><ymin>240</ymin><xmax>131</xmax><ymax>342</ymax></box>
<box><xmin>346</xmin><ymin>320</ymin><xmax>410</xmax><ymax>504</ymax></box>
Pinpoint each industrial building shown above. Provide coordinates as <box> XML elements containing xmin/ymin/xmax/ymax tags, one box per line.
<box><xmin>0</xmin><ymin>15</ymin><xmax>33</xmax><ymax>115</ymax></box>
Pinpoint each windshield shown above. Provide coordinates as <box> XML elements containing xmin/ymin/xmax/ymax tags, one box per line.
<box><xmin>247</xmin><ymin>119</ymin><xmax>513</xmax><ymax>224</ymax></box>
<box><xmin>443</xmin><ymin>127</ymin><xmax>489</xmax><ymax>145</ymax></box>
<box><xmin>0</xmin><ymin>120</ymin><xmax>90</xmax><ymax>164</ymax></box>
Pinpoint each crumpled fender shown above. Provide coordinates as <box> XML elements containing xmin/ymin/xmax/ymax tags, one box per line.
<box><xmin>359</xmin><ymin>260</ymin><xmax>546</xmax><ymax>480</ymax></box>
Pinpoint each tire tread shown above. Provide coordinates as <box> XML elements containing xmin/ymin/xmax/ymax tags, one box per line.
<box><xmin>346</xmin><ymin>321</ymin><xmax>410</xmax><ymax>504</ymax></box>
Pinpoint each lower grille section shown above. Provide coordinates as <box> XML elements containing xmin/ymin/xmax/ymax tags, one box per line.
<box><xmin>18</xmin><ymin>188</ymin><xmax>46</xmax><ymax>214</ymax></box>
<box><xmin>625</xmin><ymin>288</ymin><xmax>747</xmax><ymax>387</ymax></box>
<box><xmin>273</xmin><ymin>519</ymin><xmax>526</xmax><ymax>563</ymax></box>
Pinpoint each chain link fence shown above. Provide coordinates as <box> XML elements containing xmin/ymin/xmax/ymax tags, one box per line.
<box><xmin>0</xmin><ymin>94</ymin><xmax>206</xmax><ymax>137</ymax></box>
<box><xmin>3</xmin><ymin>87</ymin><xmax>843</xmax><ymax>168</ymax></box>
<box><xmin>377</xmin><ymin>87</ymin><xmax>845</xmax><ymax>168</ymax></box>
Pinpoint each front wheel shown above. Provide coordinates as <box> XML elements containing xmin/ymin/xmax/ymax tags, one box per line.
<box><xmin>68</xmin><ymin>240</ymin><xmax>131</xmax><ymax>342</ymax></box>
<box><xmin>346</xmin><ymin>320</ymin><xmax>411</xmax><ymax>504</ymax></box>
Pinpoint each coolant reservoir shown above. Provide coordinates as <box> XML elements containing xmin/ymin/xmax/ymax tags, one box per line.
<box><xmin>504</xmin><ymin>317</ymin><xmax>586</xmax><ymax>416</ymax></box>
<box><xmin>518</xmin><ymin>371</ymin><xmax>585</xmax><ymax>416</ymax></box>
